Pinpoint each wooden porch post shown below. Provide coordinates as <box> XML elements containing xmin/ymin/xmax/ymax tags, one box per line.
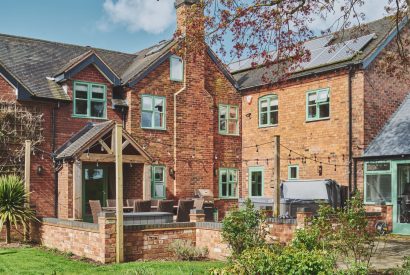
<box><xmin>24</xmin><ymin>140</ymin><xmax>31</xmax><ymax>202</ymax></box>
<box><xmin>115</xmin><ymin>124</ymin><xmax>124</xmax><ymax>263</ymax></box>
<box><xmin>273</xmin><ymin>136</ymin><xmax>281</xmax><ymax>217</ymax></box>
<box><xmin>72</xmin><ymin>160</ymin><xmax>82</xmax><ymax>220</ymax></box>
<box><xmin>143</xmin><ymin>164</ymin><xmax>151</xmax><ymax>200</ymax></box>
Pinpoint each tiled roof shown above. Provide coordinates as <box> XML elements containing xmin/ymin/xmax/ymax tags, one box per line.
<box><xmin>363</xmin><ymin>93</ymin><xmax>410</xmax><ymax>158</ymax></box>
<box><xmin>0</xmin><ymin>33</ymin><xmax>175</xmax><ymax>100</ymax></box>
<box><xmin>55</xmin><ymin>121</ymin><xmax>114</xmax><ymax>159</ymax></box>
<box><xmin>231</xmin><ymin>16</ymin><xmax>400</xmax><ymax>90</ymax></box>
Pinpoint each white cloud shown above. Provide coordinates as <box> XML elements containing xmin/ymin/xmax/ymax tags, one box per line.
<box><xmin>98</xmin><ymin>0</ymin><xmax>175</xmax><ymax>34</ymax></box>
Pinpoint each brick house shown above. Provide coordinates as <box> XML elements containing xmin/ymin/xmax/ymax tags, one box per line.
<box><xmin>0</xmin><ymin>0</ymin><xmax>241</xmax><ymax>221</ymax></box>
<box><xmin>232</xmin><ymin>16</ymin><xmax>410</xmax><ymax>233</ymax></box>
<box><xmin>0</xmin><ymin>0</ymin><xmax>409</xmax><ymax>236</ymax></box>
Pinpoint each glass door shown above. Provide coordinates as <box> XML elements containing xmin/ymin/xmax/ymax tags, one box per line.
<box><xmin>82</xmin><ymin>164</ymin><xmax>108</xmax><ymax>222</ymax></box>
<box><xmin>249</xmin><ymin>167</ymin><xmax>264</xmax><ymax>197</ymax></box>
<box><xmin>393</xmin><ymin>162</ymin><xmax>410</xmax><ymax>234</ymax></box>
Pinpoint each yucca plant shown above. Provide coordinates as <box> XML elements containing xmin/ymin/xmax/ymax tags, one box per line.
<box><xmin>0</xmin><ymin>175</ymin><xmax>37</xmax><ymax>243</ymax></box>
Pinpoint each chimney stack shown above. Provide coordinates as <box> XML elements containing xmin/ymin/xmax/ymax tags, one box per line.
<box><xmin>175</xmin><ymin>0</ymin><xmax>201</xmax><ymax>35</ymax></box>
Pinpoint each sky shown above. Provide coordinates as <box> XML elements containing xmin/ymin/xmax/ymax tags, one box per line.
<box><xmin>0</xmin><ymin>0</ymin><xmax>390</xmax><ymax>55</ymax></box>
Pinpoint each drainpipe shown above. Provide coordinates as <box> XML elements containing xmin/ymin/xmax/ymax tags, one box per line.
<box><xmin>52</xmin><ymin>101</ymin><xmax>59</xmax><ymax>217</ymax></box>
<box><xmin>348</xmin><ymin>66</ymin><xmax>354</xmax><ymax>196</ymax></box>
<box><xmin>173</xmin><ymin>50</ymin><xmax>187</xmax><ymax>197</ymax></box>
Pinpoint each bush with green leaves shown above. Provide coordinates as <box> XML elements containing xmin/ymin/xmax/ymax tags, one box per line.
<box><xmin>292</xmin><ymin>192</ymin><xmax>379</xmax><ymax>271</ymax></box>
<box><xmin>0</xmin><ymin>175</ymin><xmax>37</xmax><ymax>243</ymax></box>
<box><xmin>169</xmin><ymin>240</ymin><xmax>208</xmax><ymax>261</ymax></box>
<box><xmin>212</xmin><ymin>245</ymin><xmax>335</xmax><ymax>275</ymax></box>
<box><xmin>221</xmin><ymin>199</ymin><xmax>267</xmax><ymax>257</ymax></box>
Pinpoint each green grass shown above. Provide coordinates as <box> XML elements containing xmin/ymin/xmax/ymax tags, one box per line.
<box><xmin>0</xmin><ymin>247</ymin><xmax>224</xmax><ymax>274</ymax></box>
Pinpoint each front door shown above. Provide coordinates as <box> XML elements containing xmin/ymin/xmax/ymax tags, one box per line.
<box><xmin>82</xmin><ymin>164</ymin><xmax>108</xmax><ymax>222</ymax></box>
<box><xmin>393</xmin><ymin>162</ymin><xmax>410</xmax><ymax>234</ymax></box>
<box><xmin>249</xmin><ymin>167</ymin><xmax>264</xmax><ymax>197</ymax></box>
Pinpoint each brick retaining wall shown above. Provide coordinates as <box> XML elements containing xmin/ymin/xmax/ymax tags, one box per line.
<box><xmin>38</xmin><ymin>209</ymin><xmax>380</xmax><ymax>263</ymax></box>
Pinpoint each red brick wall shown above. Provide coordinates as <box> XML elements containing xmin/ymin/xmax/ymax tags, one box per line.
<box><xmin>57</xmin><ymin>163</ymin><xmax>73</xmax><ymax>219</ymax></box>
<box><xmin>196</xmin><ymin>227</ymin><xmax>229</xmax><ymax>260</ymax></box>
<box><xmin>126</xmin><ymin>51</ymin><xmax>241</xmax><ymax>208</ymax></box>
<box><xmin>363</xmin><ymin>25</ymin><xmax>410</xmax><ymax>148</ymax></box>
<box><xmin>40</xmin><ymin>217</ymin><xmax>116</xmax><ymax>264</ymax></box>
<box><xmin>0</xmin><ymin>74</ymin><xmax>16</xmax><ymax>100</ymax></box>
<box><xmin>124</xmin><ymin>227</ymin><xmax>196</xmax><ymax>261</ymax></box>
<box><xmin>241</xmin><ymin>71</ymin><xmax>358</xmax><ymax>199</ymax></box>
<box><xmin>123</xmin><ymin>164</ymin><xmax>144</xmax><ymax>200</ymax></box>
<box><xmin>27</xmin><ymin>64</ymin><xmax>123</xmax><ymax>218</ymax></box>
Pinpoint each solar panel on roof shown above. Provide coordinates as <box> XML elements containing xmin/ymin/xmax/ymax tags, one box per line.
<box><xmin>228</xmin><ymin>33</ymin><xmax>375</xmax><ymax>73</ymax></box>
<box><xmin>145</xmin><ymin>40</ymin><xmax>168</xmax><ymax>56</ymax></box>
<box><xmin>296</xmin><ymin>33</ymin><xmax>375</xmax><ymax>71</ymax></box>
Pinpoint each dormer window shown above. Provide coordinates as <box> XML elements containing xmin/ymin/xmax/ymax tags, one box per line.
<box><xmin>170</xmin><ymin>55</ymin><xmax>183</xmax><ymax>82</ymax></box>
<box><xmin>73</xmin><ymin>81</ymin><xmax>107</xmax><ymax>119</ymax></box>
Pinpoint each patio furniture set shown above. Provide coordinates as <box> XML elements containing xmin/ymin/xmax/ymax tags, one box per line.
<box><xmin>89</xmin><ymin>198</ymin><xmax>205</xmax><ymax>224</ymax></box>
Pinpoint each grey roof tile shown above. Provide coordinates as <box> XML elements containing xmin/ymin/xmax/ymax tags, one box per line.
<box><xmin>55</xmin><ymin>121</ymin><xmax>114</xmax><ymax>159</ymax></box>
<box><xmin>0</xmin><ymin>34</ymin><xmax>175</xmax><ymax>100</ymax></box>
<box><xmin>232</xmin><ymin>16</ymin><xmax>398</xmax><ymax>90</ymax></box>
<box><xmin>363</xmin><ymin>93</ymin><xmax>410</xmax><ymax>157</ymax></box>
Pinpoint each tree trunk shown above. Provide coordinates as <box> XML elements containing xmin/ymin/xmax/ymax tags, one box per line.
<box><xmin>5</xmin><ymin>219</ymin><xmax>11</xmax><ymax>244</ymax></box>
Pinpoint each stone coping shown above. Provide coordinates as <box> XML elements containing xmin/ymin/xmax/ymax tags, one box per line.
<box><xmin>267</xmin><ymin>217</ymin><xmax>297</xmax><ymax>224</ymax></box>
<box><xmin>196</xmin><ymin>222</ymin><xmax>223</xmax><ymax>230</ymax></box>
<box><xmin>42</xmin><ymin>218</ymin><xmax>99</xmax><ymax>231</ymax></box>
<box><xmin>124</xmin><ymin>222</ymin><xmax>196</xmax><ymax>231</ymax></box>
<box><xmin>41</xmin><ymin>218</ymin><xmax>224</xmax><ymax>231</ymax></box>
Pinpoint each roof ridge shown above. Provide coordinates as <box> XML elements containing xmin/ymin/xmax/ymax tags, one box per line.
<box><xmin>0</xmin><ymin>32</ymin><xmax>137</xmax><ymax>57</ymax></box>
<box><xmin>364</xmin><ymin>92</ymin><xmax>410</xmax><ymax>154</ymax></box>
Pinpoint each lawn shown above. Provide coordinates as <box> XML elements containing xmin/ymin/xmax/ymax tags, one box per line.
<box><xmin>0</xmin><ymin>246</ymin><xmax>224</xmax><ymax>274</ymax></box>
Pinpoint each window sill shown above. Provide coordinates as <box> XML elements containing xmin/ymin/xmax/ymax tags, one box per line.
<box><xmin>72</xmin><ymin>115</ymin><xmax>108</xmax><ymax>120</ymax></box>
<box><xmin>170</xmin><ymin>78</ymin><xmax>184</xmax><ymax>82</ymax></box>
<box><xmin>305</xmin><ymin>117</ymin><xmax>330</xmax><ymax>123</ymax></box>
<box><xmin>258</xmin><ymin>124</ymin><xmax>278</xmax><ymax>129</ymax></box>
<box><xmin>363</xmin><ymin>202</ymin><xmax>393</xmax><ymax>206</ymax></box>
<box><xmin>216</xmin><ymin>197</ymin><xmax>239</xmax><ymax>200</ymax></box>
<box><xmin>219</xmin><ymin>133</ymin><xmax>240</xmax><ymax>137</ymax></box>
<box><xmin>141</xmin><ymin>127</ymin><xmax>167</xmax><ymax>131</ymax></box>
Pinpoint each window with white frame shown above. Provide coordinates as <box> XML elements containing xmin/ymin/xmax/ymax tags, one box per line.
<box><xmin>219</xmin><ymin>104</ymin><xmax>239</xmax><ymax>135</ymax></box>
<box><xmin>219</xmin><ymin>168</ymin><xmax>238</xmax><ymax>198</ymax></box>
<box><xmin>170</xmin><ymin>55</ymin><xmax>183</xmax><ymax>82</ymax></box>
<box><xmin>365</xmin><ymin>162</ymin><xmax>392</xmax><ymax>204</ymax></box>
<box><xmin>259</xmin><ymin>95</ymin><xmax>278</xmax><ymax>127</ymax></box>
<box><xmin>306</xmin><ymin>88</ymin><xmax>330</xmax><ymax>121</ymax></box>
<box><xmin>141</xmin><ymin>95</ymin><xmax>166</xmax><ymax>130</ymax></box>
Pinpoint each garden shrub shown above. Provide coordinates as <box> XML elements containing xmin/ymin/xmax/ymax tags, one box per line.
<box><xmin>212</xmin><ymin>245</ymin><xmax>335</xmax><ymax>275</ymax></box>
<box><xmin>169</xmin><ymin>240</ymin><xmax>208</xmax><ymax>261</ymax></box>
<box><xmin>221</xmin><ymin>199</ymin><xmax>267</xmax><ymax>257</ymax></box>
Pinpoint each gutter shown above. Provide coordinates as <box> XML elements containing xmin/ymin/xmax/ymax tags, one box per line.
<box><xmin>52</xmin><ymin>102</ymin><xmax>60</xmax><ymax>217</ymax></box>
<box><xmin>348</xmin><ymin>66</ymin><xmax>354</xmax><ymax>195</ymax></box>
<box><xmin>173</xmin><ymin>49</ymin><xmax>187</xmax><ymax>196</ymax></box>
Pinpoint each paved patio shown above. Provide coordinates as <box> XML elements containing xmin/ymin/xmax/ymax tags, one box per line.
<box><xmin>370</xmin><ymin>237</ymin><xmax>410</xmax><ymax>270</ymax></box>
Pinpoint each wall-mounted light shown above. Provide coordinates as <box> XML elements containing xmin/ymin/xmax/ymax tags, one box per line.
<box><xmin>246</xmin><ymin>113</ymin><xmax>252</xmax><ymax>119</ymax></box>
<box><xmin>36</xmin><ymin>165</ymin><xmax>44</xmax><ymax>175</ymax></box>
<box><xmin>169</xmin><ymin>167</ymin><xmax>175</xmax><ymax>179</ymax></box>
